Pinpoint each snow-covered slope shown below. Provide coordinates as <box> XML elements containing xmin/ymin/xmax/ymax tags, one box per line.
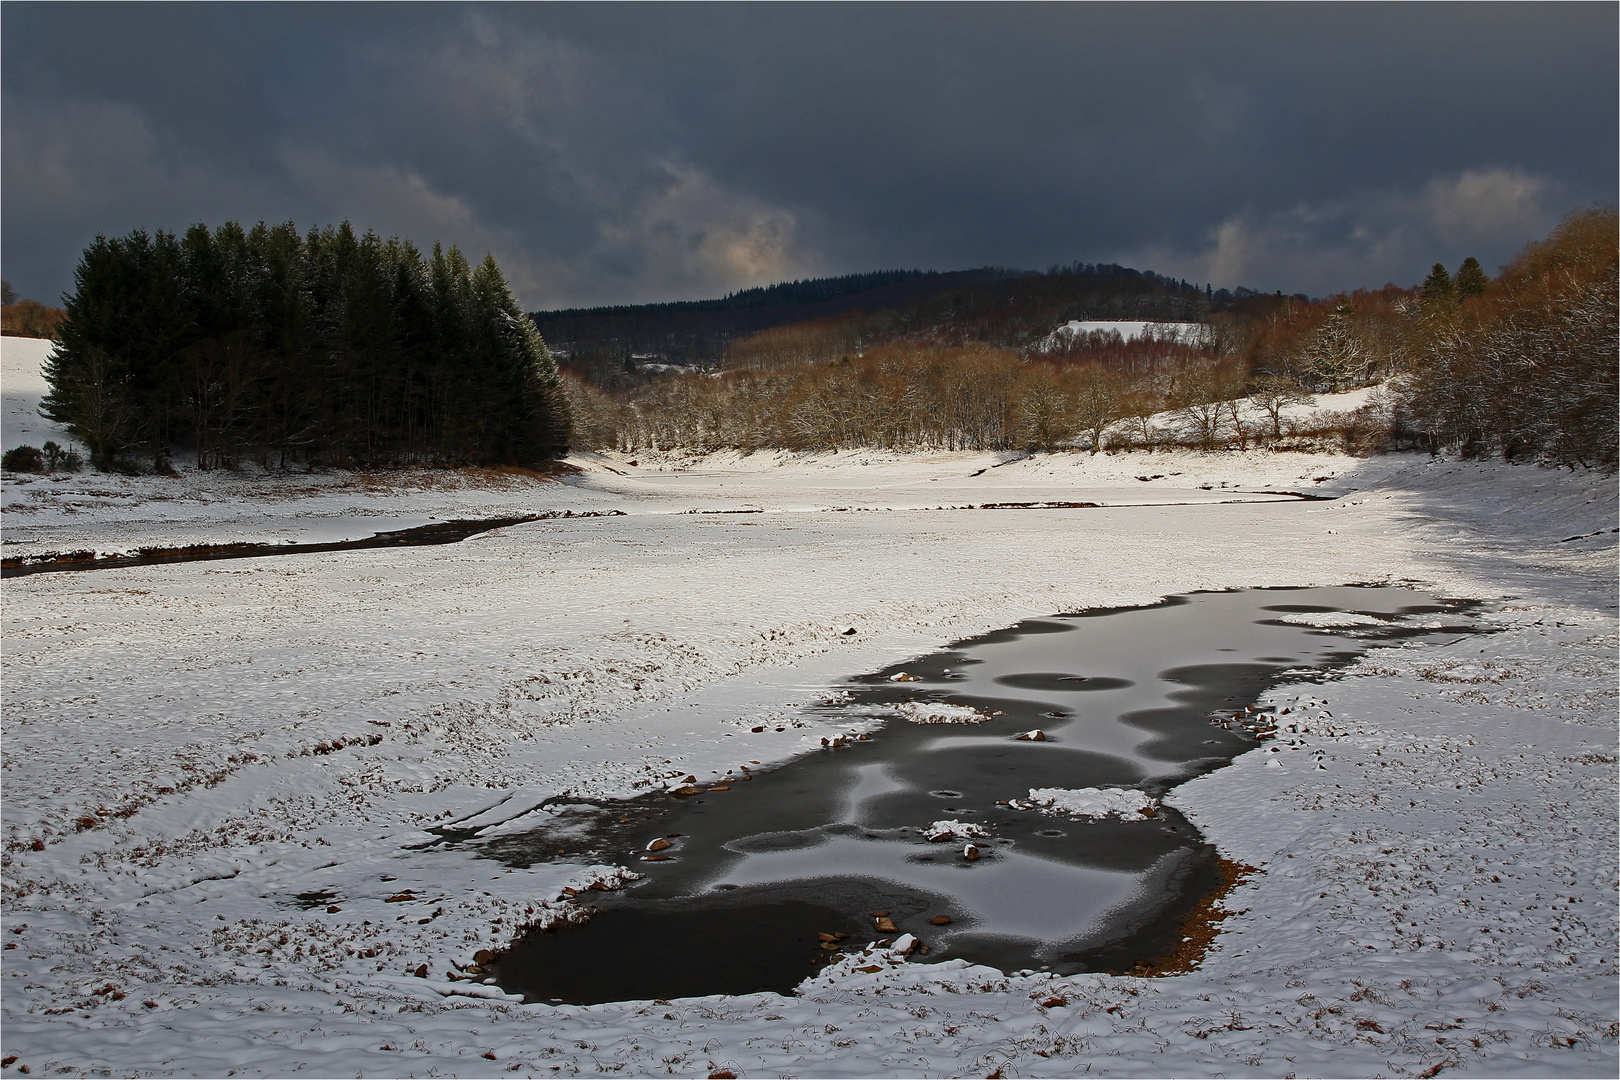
<box><xmin>1</xmin><ymin>336</ymin><xmax>77</xmax><ymax>455</ymax></box>
<box><xmin>1</xmin><ymin>444</ymin><xmax>1615</xmax><ymax>1076</ymax></box>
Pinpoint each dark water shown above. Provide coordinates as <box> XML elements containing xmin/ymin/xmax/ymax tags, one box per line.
<box><xmin>483</xmin><ymin>586</ymin><xmax>1476</xmax><ymax>1004</ymax></box>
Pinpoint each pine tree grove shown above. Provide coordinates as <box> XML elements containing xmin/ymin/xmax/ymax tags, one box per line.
<box><xmin>42</xmin><ymin>222</ymin><xmax>570</xmax><ymax>472</ymax></box>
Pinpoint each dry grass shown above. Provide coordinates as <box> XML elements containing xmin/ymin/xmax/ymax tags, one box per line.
<box><xmin>1120</xmin><ymin>858</ymin><xmax>1260</xmax><ymax>977</ymax></box>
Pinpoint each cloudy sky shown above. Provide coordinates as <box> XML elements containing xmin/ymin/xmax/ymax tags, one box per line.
<box><xmin>3</xmin><ymin>3</ymin><xmax>1614</xmax><ymax>309</ymax></box>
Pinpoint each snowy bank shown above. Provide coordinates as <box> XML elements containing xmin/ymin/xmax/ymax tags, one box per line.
<box><xmin>1</xmin><ymin>444</ymin><xmax>1614</xmax><ymax>1077</ymax></box>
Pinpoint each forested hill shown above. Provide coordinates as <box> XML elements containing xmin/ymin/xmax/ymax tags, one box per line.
<box><xmin>529</xmin><ymin>267</ymin><xmax>1024</xmax><ymax>366</ymax></box>
<box><xmin>533</xmin><ymin>262</ymin><xmax>1272</xmax><ymax>372</ymax></box>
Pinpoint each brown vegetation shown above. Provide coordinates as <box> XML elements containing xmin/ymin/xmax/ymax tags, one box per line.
<box><xmin>566</xmin><ymin>208</ymin><xmax>1616</xmax><ymax>466</ymax></box>
<box><xmin>1</xmin><ymin>299</ymin><xmax>66</xmax><ymax>339</ymax></box>
<box><xmin>1404</xmin><ymin>205</ymin><xmax>1617</xmax><ymax>467</ymax></box>
<box><xmin>1118</xmin><ymin>858</ymin><xmax>1260</xmax><ymax>977</ymax></box>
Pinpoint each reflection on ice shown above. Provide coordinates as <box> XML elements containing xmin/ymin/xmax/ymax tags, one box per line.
<box><xmin>705</xmin><ymin>834</ymin><xmax>1142</xmax><ymax>945</ymax></box>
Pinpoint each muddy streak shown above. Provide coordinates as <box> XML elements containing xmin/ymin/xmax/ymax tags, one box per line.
<box><xmin>0</xmin><ymin>511</ymin><xmax>625</xmax><ymax>577</ymax></box>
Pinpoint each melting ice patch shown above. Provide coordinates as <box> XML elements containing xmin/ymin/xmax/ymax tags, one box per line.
<box><xmin>1273</xmin><ymin>610</ymin><xmax>1392</xmax><ymax>628</ymax></box>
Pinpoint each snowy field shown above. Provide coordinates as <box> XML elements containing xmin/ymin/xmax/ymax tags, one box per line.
<box><xmin>2</xmin><ymin>338</ymin><xmax>1617</xmax><ymax>1077</ymax></box>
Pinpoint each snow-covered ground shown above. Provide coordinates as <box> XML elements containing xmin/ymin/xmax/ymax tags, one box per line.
<box><xmin>2</xmin><ymin>342</ymin><xmax>1617</xmax><ymax>1077</ymax></box>
<box><xmin>1044</xmin><ymin>320</ymin><xmax>1214</xmax><ymax>348</ymax></box>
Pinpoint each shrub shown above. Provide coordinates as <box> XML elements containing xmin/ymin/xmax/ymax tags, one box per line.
<box><xmin>40</xmin><ymin>441</ymin><xmax>84</xmax><ymax>473</ymax></box>
<box><xmin>2</xmin><ymin>445</ymin><xmax>44</xmax><ymax>473</ymax></box>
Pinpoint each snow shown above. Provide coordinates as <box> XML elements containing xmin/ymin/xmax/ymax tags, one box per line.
<box><xmin>1</xmin><ymin>343</ymin><xmax>1616</xmax><ymax>1075</ymax></box>
<box><xmin>893</xmin><ymin>700</ymin><xmax>991</xmax><ymax>724</ymax></box>
<box><xmin>1012</xmin><ymin>787</ymin><xmax>1161</xmax><ymax>822</ymax></box>
<box><xmin>1</xmin><ymin>336</ymin><xmax>79</xmax><ymax>456</ymax></box>
<box><xmin>1046</xmin><ymin>320</ymin><xmax>1214</xmax><ymax>347</ymax></box>
<box><xmin>923</xmin><ymin>820</ymin><xmax>991</xmax><ymax>842</ymax></box>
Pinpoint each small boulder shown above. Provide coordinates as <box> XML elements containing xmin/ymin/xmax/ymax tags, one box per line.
<box><xmin>963</xmin><ymin>844</ymin><xmax>981</xmax><ymax>861</ymax></box>
<box><xmin>930</xmin><ymin>914</ymin><xmax>953</xmax><ymax>926</ymax></box>
<box><xmin>473</xmin><ymin>949</ymin><xmax>497</xmax><ymax>966</ymax></box>
<box><xmin>873</xmin><ymin>916</ymin><xmax>898</xmax><ymax>933</ymax></box>
<box><xmin>647</xmin><ymin>838</ymin><xmax>672</xmax><ymax>852</ymax></box>
<box><xmin>1016</xmin><ymin>729</ymin><xmax>1047</xmax><ymax>741</ymax></box>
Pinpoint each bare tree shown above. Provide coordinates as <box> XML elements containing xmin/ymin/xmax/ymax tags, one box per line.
<box><xmin>1300</xmin><ymin>305</ymin><xmax>1373</xmax><ymax>392</ymax></box>
<box><xmin>1249</xmin><ymin>374</ymin><xmax>1314</xmax><ymax>442</ymax></box>
<box><xmin>1017</xmin><ymin>365</ymin><xmax>1072</xmax><ymax>451</ymax></box>
<box><xmin>1069</xmin><ymin>365</ymin><xmax>1127</xmax><ymax>452</ymax></box>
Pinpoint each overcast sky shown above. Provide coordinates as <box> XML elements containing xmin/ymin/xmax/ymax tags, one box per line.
<box><xmin>4</xmin><ymin>3</ymin><xmax>1615</xmax><ymax>309</ymax></box>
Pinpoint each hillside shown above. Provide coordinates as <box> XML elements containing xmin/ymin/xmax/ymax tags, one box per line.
<box><xmin>530</xmin><ymin>267</ymin><xmax>1026</xmax><ymax>368</ymax></box>
<box><xmin>532</xmin><ymin>262</ymin><xmax>1283</xmax><ymax>374</ymax></box>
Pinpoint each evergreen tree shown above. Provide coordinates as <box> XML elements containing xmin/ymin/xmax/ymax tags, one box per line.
<box><xmin>1454</xmin><ymin>256</ymin><xmax>1488</xmax><ymax>299</ymax></box>
<box><xmin>43</xmin><ymin>221</ymin><xmax>569</xmax><ymax>472</ymax></box>
<box><xmin>1422</xmin><ymin>263</ymin><xmax>1455</xmax><ymax>303</ymax></box>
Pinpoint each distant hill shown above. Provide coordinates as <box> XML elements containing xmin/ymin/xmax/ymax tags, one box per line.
<box><xmin>530</xmin><ymin>267</ymin><xmax>1027</xmax><ymax>366</ymax></box>
<box><xmin>532</xmin><ymin>263</ymin><xmax>1284</xmax><ymax>376</ymax></box>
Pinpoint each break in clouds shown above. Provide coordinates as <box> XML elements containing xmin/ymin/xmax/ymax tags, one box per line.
<box><xmin>2</xmin><ymin>4</ymin><xmax>1614</xmax><ymax>308</ymax></box>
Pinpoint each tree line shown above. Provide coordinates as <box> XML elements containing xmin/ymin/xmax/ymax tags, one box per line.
<box><xmin>1</xmin><ymin>279</ymin><xmax>67</xmax><ymax>338</ymax></box>
<box><xmin>563</xmin><ymin>207</ymin><xmax>1616</xmax><ymax>468</ymax></box>
<box><xmin>39</xmin><ymin>221</ymin><xmax>569</xmax><ymax>472</ymax></box>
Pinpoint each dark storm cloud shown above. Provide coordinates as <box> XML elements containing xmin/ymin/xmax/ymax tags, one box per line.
<box><xmin>3</xmin><ymin>3</ymin><xmax>1614</xmax><ymax>308</ymax></box>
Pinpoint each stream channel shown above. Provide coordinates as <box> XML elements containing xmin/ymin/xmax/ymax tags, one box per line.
<box><xmin>473</xmin><ymin>586</ymin><xmax>1477</xmax><ymax>1005</ymax></box>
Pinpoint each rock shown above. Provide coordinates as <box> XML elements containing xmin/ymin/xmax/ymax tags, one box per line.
<box><xmin>888</xmin><ymin>672</ymin><xmax>921</xmax><ymax>682</ymax></box>
<box><xmin>413</xmin><ymin>964</ymin><xmax>429</xmax><ymax>978</ymax></box>
<box><xmin>873</xmin><ymin>916</ymin><xmax>898</xmax><ymax>933</ymax></box>
<box><xmin>709</xmin><ymin>784</ymin><xmax>731</xmax><ymax>791</ymax></box>
<box><xmin>1016</xmin><ymin>729</ymin><xmax>1047</xmax><ymax>741</ymax></box>
<box><xmin>963</xmin><ymin>844</ymin><xmax>981</xmax><ymax>861</ymax></box>
<box><xmin>326</xmin><ymin>905</ymin><xmax>342</xmax><ymax>913</ymax></box>
<box><xmin>751</xmin><ymin>726</ymin><xmax>765</xmax><ymax>733</ymax></box>
<box><xmin>930</xmin><ymin>914</ymin><xmax>953</xmax><ymax>925</ymax></box>
<box><xmin>892</xmin><ymin>933</ymin><xmax>918</xmax><ymax>955</ymax></box>
<box><xmin>384</xmin><ymin>893</ymin><xmax>415</xmax><ymax>903</ymax></box>
<box><xmin>473</xmin><ymin>949</ymin><xmax>497</xmax><ymax>966</ymax></box>
<box><xmin>647</xmin><ymin>838</ymin><xmax>672</xmax><ymax>852</ymax></box>
<box><xmin>682</xmin><ymin>775</ymin><xmax>697</xmax><ymax>783</ymax></box>
<box><xmin>843</xmin><ymin>627</ymin><xmax>857</xmax><ymax>635</ymax></box>
<box><xmin>870</xmin><ymin>910</ymin><xmax>890</xmax><ymax>917</ymax></box>
<box><xmin>857</xmin><ymin>964</ymin><xmax>884</xmax><ymax>974</ymax></box>
<box><xmin>642</xmin><ymin>853</ymin><xmax>671</xmax><ymax>862</ymax></box>
<box><xmin>817</xmin><ymin>932</ymin><xmax>839</xmax><ymax>943</ymax></box>
<box><xmin>670</xmin><ymin>785</ymin><xmax>704</xmax><ymax>797</ymax></box>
